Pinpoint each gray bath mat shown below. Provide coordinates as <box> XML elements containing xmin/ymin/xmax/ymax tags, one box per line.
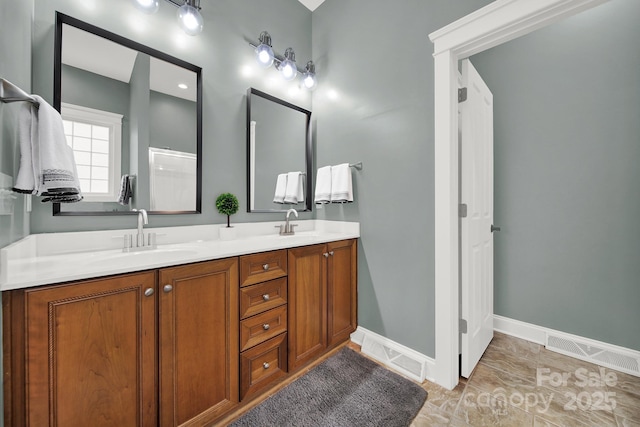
<box><xmin>229</xmin><ymin>347</ymin><xmax>427</xmax><ymax>427</ymax></box>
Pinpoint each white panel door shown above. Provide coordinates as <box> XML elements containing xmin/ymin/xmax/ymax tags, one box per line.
<box><xmin>460</xmin><ymin>59</ymin><xmax>494</xmax><ymax>378</ymax></box>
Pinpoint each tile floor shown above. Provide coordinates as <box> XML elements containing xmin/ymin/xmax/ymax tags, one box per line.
<box><xmin>411</xmin><ymin>332</ymin><xmax>640</xmax><ymax>427</ymax></box>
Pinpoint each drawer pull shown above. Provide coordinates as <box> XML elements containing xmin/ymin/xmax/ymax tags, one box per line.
<box><xmin>323</xmin><ymin>252</ymin><xmax>329</xmax><ymax>258</ymax></box>
<box><xmin>263</xmin><ymin>362</ymin><xmax>270</xmax><ymax>369</ymax></box>
<box><xmin>262</xmin><ymin>323</ymin><xmax>270</xmax><ymax>331</ymax></box>
<box><xmin>262</xmin><ymin>294</ymin><xmax>270</xmax><ymax>301</ymax></box>
<box><xmin>263</xmin><ymin>264</ymin><xmax>269</xmax><ymax>271</ymax></box>
<box><xmin>163</xmin><ymin>284</ymin><xmax>173</xmax><ymax>293</ymax></box>
<box><xmin>144</xmin><ymin>288</ymin><xmax>154</xmax><ymax>297</ymax></box>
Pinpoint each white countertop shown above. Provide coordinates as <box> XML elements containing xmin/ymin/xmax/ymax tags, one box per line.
<box><xmin>0</xmin><ymin>220</ymin><xmax>359</xmax><ymax>291</ymax></box>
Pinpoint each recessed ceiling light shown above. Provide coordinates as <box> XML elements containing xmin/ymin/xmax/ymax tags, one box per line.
<box><xmin>178</xmin><ymin>83</ymin><xmax>188</xmax><ymax>89</ymax></box>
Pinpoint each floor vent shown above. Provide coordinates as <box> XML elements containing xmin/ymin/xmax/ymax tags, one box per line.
<box><xmin>546</xmin><ymin>334</ymin><xmax>640</xmax><ymax>377</ymax></box>
<box><xmin>361</xmin><ymin>334</ymin><xmax>426</xmax><ymax>382</ymax></box>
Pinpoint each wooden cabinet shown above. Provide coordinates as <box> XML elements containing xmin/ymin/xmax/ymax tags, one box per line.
<box><xmin>7</xmin><ymin>271</ymin><xmax>158</xmax><ymax>427</ymax></box>
<box><xmin>288</xmin><ymin>239</ymin><xmax>357</xmax><ymax>371</ymax></box>
<box><xmin>238</xmin><ymin>251</ymin><xmax>289</xmax><ymax>401</ymax></box>
<box><xmin>158</xmin><ymin>258</ymin><xmax>239</xmax><ymax>426</ymax></box>
<box><xmin>3</xmin><ymin>259</ymin><xmax>239</xmax><ymax>427</ymax></box>
<box><xmin>3</xmin><ymin>239</ymin><xmax>356</xmax><ymax>425</ymax></box>
<box><xmin>327</xmin><ymin>239</ymin><xmax>358</xmax><ymax>347</ymax></box>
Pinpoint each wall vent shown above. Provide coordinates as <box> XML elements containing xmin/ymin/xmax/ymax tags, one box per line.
<box><xmin>361</xmin><ymin>334</ymin><xmax>426</xmax><ymax>382</ymax></box>
<box><xmin>546</xmin><ymin>334</ymin><xmax>640</xmax><ymax>377</ymax></box>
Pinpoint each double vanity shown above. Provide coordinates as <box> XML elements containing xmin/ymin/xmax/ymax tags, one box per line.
<box><xmin>1</xmin><ymin>220</ymin><xmax>359</xmax><ymax>426</ymax></box>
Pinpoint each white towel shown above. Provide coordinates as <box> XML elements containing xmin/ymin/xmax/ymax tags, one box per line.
<box><xmin>314</xmin><ymin>165</ymin><xmax>332</xmax><ymax>204</ymax></box>
<box><xmin>13</xmin><ymin>95</ymin><xmax>82</xmax><ymax>202</ymax></box>
<box><xmin>273</xmin><ymin>173</ymin><xmax>287</xmax><ymax>204</ymax></box>
<box><xmin>283</xmin><ymin>171</ymin><xmax>304</xmax><ymax>204</ymax></box>
<box><xmin>330</xmin><ymin>163</ymin><xmax>353</xmax><ymax>203</ymax></box>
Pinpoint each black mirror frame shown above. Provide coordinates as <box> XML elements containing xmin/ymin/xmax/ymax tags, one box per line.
<box><xmin>246</xmin><ymin>87</ymin><xmax>312</xmax><ymax>213</ymax></box>
<box><xmin>52</xmin><ymin>12</ymin><xmax>203</xmax><ymax>216</ymax></box>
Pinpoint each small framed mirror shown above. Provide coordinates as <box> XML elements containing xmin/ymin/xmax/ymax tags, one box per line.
<box><xmin>246</xmin><ymin>88</ymin><xmax>312</xmax><ymax>213</ymax></box>
<box><xmin>53</xmin><ymin>13</ymin><xmax>203</xmax><ymax>216</ymax></box>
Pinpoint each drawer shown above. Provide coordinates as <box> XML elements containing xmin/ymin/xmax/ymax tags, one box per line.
<box><xmin>240</xmin><ymin>333</ymin><xmax>288</xmax><ymax>401</ymax></box>
<box><xmin>240</xmin><ymin>277</ymin><xmax>287</xmax><ymax>319</ymax></box>
<box><xmin>239</xmin><ymin>250</ymin><xmax>287</xmax><ymax>287</ymax></box>
<box><xmin>240</xmin><ymin>305</ymin><xmax>287</xmax><ymax>351</ymax></box>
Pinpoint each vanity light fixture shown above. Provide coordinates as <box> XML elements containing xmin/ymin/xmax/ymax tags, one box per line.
<box><xmin>249</xmin><ymin>32</ymin><xmax>318</xmax><ymax>89</ymax></box>
<box><xmin>133</xmin><ymin>0</ymin><xmax>203</xmax><ymax>36</ymax></box>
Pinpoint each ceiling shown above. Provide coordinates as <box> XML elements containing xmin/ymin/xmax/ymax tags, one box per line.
<box><xmin>297</xmin><ymin>0</ymin><xmax>325</xmax><ymax>11</ymax></box>
<box><xmin>62</xmin><ymin>25</ymin><xmax>197</xmax><ymax>102</ymax></box>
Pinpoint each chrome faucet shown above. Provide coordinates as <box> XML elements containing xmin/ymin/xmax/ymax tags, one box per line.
<box><xmin>135</xmin><ymin>209</ymin><xmax>148</xmax><ymax>246</ymax></box>
<box><xmin>122</xmin><ymin>209</ymin><xmax>157</xmax><ymax>252</ymax></box>
<box><xmin>276</xmin><ymin>208</ymin><xmax>298</xmax><ymax>236</ymax></box>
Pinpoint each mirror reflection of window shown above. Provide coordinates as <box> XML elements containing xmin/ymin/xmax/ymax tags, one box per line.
<box><xmin>61</xmin><ymin>103</ymin><xmax>123</xmax><ymax>202</ymax></box>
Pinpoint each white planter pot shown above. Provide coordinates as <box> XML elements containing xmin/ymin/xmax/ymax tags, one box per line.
<box><xmin>219</xmin><ymin>226</ymin><xmax>237</xmax><ymax>240</ymax></box>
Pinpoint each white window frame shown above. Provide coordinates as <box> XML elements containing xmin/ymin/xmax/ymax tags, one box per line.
<box><xmin>61</xmin><ymin>103</ymin><xmax>123</xmax><ymax>202</ymax></box>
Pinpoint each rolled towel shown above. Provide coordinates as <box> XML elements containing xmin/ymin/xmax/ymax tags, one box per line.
<box><xmin>13</xmin><ymin>95</ymin><xmax>82</xmax><ymax>203</ymax></box>
<box><xmin>330</xmin><ymin>163</ymin><xmax>353</xmax><ymax>203</ymax></box>
<box><xmin>314</xmin><ymin>165</ymin><xmax>332</xmax><ymax>204</ymax></box>
<box><xmin>117</xmin><ymin>174</ymin><xmax>133</xmax><ymax>205</ymax></box>
<box><xmin>284</xmin><ymin>171</ymin><xmax>304</xmax><ymax>204</ymax></box>
<box><xmin>273</xmin><ymin>173</ymin><xmax>287</xmax><ymax>204</ymax></box>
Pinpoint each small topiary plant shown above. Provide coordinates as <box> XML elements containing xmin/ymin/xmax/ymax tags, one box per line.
<box><xmin>216</xmin><ymin>193</ymin><xmax>239</xmax><ymax>228</ymax></box>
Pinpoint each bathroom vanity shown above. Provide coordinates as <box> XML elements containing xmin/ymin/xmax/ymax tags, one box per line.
<box><xmin>1</xmin><ymin>221</ymin><xmax>358</xmax><ymax>426</ymax></box>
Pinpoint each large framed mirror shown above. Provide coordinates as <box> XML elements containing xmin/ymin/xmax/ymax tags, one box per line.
<box><xmin>53</xmin><ymin>13</ymin><xmax>202</xmax><ymax>216</ymax></box>
<box><xmin>246</xmin><ymin>88</ymin><xmax>312</xmax><ymax>213</ymax></box>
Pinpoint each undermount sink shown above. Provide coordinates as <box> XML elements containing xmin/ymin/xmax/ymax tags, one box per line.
<box><xmin>85</xmin><ymin>247</ymin><xmax>201</xmax><ymax>267</ymax></box>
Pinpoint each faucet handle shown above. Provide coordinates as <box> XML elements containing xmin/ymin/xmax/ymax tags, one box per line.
<box><xmin>275</xmin><ymin>225</ymin><xmax>284</xmax><ymax>235</ymax></box>
<box><xmin>288</xmin><ymin>224</ymin><xmax>299</xmax><ymax>234</ymax></box>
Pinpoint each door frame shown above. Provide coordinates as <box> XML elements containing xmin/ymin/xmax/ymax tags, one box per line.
<box><xmin>428</xmin><ymin>0</ymin><xmax>609</xmax><ymax>390</ymax></box>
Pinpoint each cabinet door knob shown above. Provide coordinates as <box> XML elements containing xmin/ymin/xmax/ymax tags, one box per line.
<box><xmin>262</xmin><ymin>294</ymin><xmax>270</xmax><ymax>301</ymax></box>
<box><xmin>263</xmin><ymin>362</ymin><xmax>270</xmax><ymax>369</ymax></box>
<box><xmin>323</xmin><ymin>252</ymin><xmax>329</xmax><ymax>258</ymax></box>
<box><xmin>262</xmin><ymin>323</ymin><xmax>270</xmax><ymax>331</ymax></box>
<box><xmin>163</xmin><ymin>284</ymin><xmax>173</xmax><ymax>293</ymax></box>
<box><xmin>329</xmin><ymin>251</ymin><xmax>334</xmax><ymax>256</ymax></box>
<box><xmin>144</xmin><ymin>288</ymin><xmax>154</xmax><ymax>297</ymax></box>
<box><xmin>263</xmin><ymin>264</ymin><xmax>269</xmax><ymax>271</ymax></box>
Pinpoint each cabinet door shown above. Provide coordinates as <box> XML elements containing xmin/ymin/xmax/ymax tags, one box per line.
<box><xmin>327</xmin><ymin>239</ymin><xmax>358</xmax><ymax>347</ymax></box>
<box><xmin>288</xmin><ymin>244</ymin><xmax>327</xmax><ymax>371</ymax></box>
<box><xmin>158</xmin><ymin>258</ymin><xmax>239</xmax><ymax>427</ymax></box>
<box><xmin>24</xmin><ymin>271</ymin><xmax>157</xmax><ymax>427</ymax></box>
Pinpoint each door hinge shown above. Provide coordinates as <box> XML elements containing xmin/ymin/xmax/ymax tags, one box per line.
<box><xmin>460</xmin><ymin>318</ymin><xmax>468</xmax><ymax>334</ymax></box>
<box><xmin>458</xmin><ymin>87</ymin><xmax>467</xmax><ymax>103</ymax></box>
<box><xmin>459</xmin><ymin>203</ymin><xmax>468</xmax><ymax>218</ymax></box>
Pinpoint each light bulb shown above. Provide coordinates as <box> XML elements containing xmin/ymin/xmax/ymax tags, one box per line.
<box><xmin>280</xmin><ymin>48</ymin><xmax>297</xmax><ymax>81</ymax></box>
<box><xmin>255</xmin><ymin>32</ymin><xmax>274</xmax><ymax>68</ymax></box>
<box><xmin>177</xmin><ymin>2</ymin><xmax>203</xmax><ymax>36</ymax></box>
<box><xmin>255</xmin><ymin>45</ymin><xmax>274</xmax><ymax>68</ymax></box>
<box><xmin>302</xmin><ymin>61</ymin><xmax>317</xmax><ymax>90</ymax></box>
<box><xmin>134</xmin><ymin>0</ymin><xmax>159</xmax><ymax>13</ymax></box>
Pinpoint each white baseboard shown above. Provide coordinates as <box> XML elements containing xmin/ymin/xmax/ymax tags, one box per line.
<box><xmin>495</xmin><ymin>315</ymin><xmax>640</xmax><ymax>377</ymax></box>
<box><xmin>350</xmin><ymin>326</ymin><xmax>436</xmax><ymax>383</ymax></box>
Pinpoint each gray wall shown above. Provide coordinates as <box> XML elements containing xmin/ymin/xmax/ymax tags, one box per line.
<box><xmin>312</xmin><ymin>0</ymin><xmax>493</xmax><ymax>357</ymax></box>
<box><xmin>149</xmin><ymin>91</ymin><xmax>196</xmax><ymax>154</ymax></box>
<box><xmin>0</xmin><ymin>1</ymin><xmax>33</xmax><ymax>422</ymax></box>
<box><xmin>30</xmin><ymin>0</ymin><xmax>312</xmax><ymax>232</ymax></box>
<box><xmin>0</xmin><ymin>0</ymin><xmax>33</xmax><ymax>249</ymax></box>
<box><xmin>471</xmin><ymin>0</ymin><xmax>640</xmax><ymax>351</ymax></box>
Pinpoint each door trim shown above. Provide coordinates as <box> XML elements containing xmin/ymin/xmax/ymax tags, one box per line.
<box><xmin>428</xmin><ymin>0</ymin><xmax>609</xmax><ymax>390</ymax></box>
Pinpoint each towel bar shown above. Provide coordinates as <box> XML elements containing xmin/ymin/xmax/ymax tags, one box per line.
<box><xmin>0</xmin><ymin>78</ymin><xmax>38</xmax><ymax>105</ymax></box>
